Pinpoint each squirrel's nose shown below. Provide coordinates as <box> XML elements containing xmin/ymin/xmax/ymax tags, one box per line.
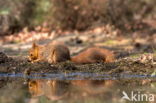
<box><xmin>27</xmin><ymin>59</ymin><xmax>31</xmax><ymax>62</ymax></box>
<box><xmin>27</xmin><ymin>56</ymin><xmax>31</xmax><ymax>62</ymax></box>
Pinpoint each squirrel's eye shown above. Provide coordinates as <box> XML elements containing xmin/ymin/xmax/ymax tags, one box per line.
<box><xmin>30</xmin><ymin>54</ymin><xmax>33</xmax><ymax>56</ymax></box>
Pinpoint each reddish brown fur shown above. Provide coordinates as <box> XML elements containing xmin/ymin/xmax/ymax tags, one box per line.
<box><xmin>71</xmin><ymin>47</ymin><xmax>115</xmax><ymax>64</ymax></box>
<box><xmin>28</xmin><ymin>42</ymin><xmax>70</xmax><ymax>63</ymax></box>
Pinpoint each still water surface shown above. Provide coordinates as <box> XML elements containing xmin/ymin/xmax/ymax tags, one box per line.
<box><xmin>0</xmin><ymin>72</ymin><xmax>156</xmax><ymax>103</ymax></box>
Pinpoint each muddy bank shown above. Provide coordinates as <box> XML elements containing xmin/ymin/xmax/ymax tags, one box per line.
<box><xmin>0</xmin><ymin>52</ymin><xmax>155</xmax><ymax>76</ymax></box>
<box><xmin>1</xmin><ymin>51</ymin><xmax>156</xmax><ymax>92</ymax></box>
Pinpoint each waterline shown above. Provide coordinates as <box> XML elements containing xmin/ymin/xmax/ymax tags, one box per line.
<box><xmin>0</xmin><ymin>73</ymin><xmax>156</xmax><ymax>80</ymax></box>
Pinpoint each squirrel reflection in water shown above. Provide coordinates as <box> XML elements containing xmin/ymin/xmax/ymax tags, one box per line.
<box><xmin>28</xmin><ymin>80</ymin><xmax>117</xmax><ymax>101</ymax></box>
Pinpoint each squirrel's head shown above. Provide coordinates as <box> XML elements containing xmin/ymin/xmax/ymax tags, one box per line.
<box><xmin>28</xmin><ymin>43</ymin><xmax>39</xmax><ymax>62</ymax></box>
<box><xmin>28</xmin><ymin>80</ymin><xmax>43</xmax><ymax>97</ymax></box>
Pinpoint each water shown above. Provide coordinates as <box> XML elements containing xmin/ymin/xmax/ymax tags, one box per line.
<box><xmin>0</xmin><ymin>73</ymin><xmax>156</xmax><ymax>103</ymax></box>
<box><xmin>0</xmin><ymin>72</ymin><xmax>155</xmax><ymax>80</ymax></box>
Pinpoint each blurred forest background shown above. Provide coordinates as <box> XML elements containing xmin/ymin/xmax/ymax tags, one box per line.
<box><xmin>0</xmin><ymin>0</ymin><xmax>156</xmax><ymax>53</ymax></box>
<box><xmin>0</xmin><ymin>0</ymin><xmax>156</xmax><ymax>35</ymax></box>
<box><xmin>1</xmin><ymin>1</ymin><xmax>156</xmax><ymax>102</ymax></box>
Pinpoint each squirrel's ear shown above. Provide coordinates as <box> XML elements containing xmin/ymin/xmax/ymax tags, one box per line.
<box><xmin>32</xmin><ymin>42</ymin><xmax>38</xmax><ymax>48</ymax></box>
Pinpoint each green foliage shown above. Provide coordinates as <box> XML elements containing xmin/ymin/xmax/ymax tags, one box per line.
<box><xmin>0</xmin><ymin>0</ymin><xmax>37</xmax><ymax>35</ymax></box>
<box><xmin>31</xmin><ymin>0</ymin><xmax>51</xmax><ymax>26</ymax></box>
<box><xmin>47</xmin><ymin>0</ymin><xmax>156</xmax><ymax>30</ymax></box>
<box><xmin>0</xmin><ymin>0</ymin><xmax>156</xmax><ymax>35</ymax></box>
<box><xmin>49</xmin><ymin>0</ymin><xmax>109</xmax><ymax>30</ymax></box>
